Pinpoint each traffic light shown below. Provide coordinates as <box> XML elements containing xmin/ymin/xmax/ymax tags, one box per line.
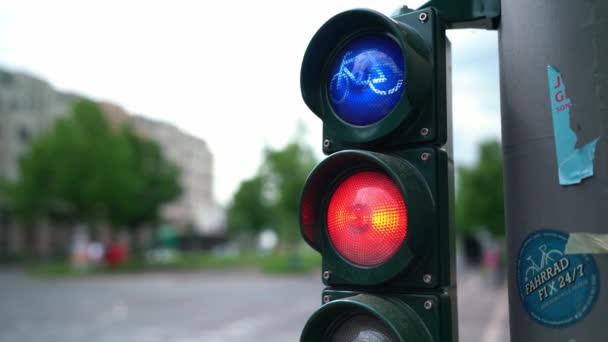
<box><xmin>299</xmin><ymin>7</ymin><xmax>457</xmax><ymax>342</ymax></box>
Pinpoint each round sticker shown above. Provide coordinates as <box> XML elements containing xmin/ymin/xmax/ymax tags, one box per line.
<box><xmin>517</xmin><ymin>229</ymin><xmax>599</xmax><ymax>328</ymax></box>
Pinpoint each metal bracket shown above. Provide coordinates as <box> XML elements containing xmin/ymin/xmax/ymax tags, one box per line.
<box><xmin>418</xmin><ymin>0</ymin><xmax>500</xmax><ymax>30</ymax></box>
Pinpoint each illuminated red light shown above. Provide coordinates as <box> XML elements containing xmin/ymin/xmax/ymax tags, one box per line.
<box><xmin>326</xmin><ymin>171</ymin><xmax>407</xmax><ymax>267</ymax></box>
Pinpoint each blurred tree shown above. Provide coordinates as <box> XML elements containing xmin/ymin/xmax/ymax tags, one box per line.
<box><xmin>111</xmin><ymin>128</ymin><xmax>181</xmax><ymax>230</ymax></box>
<box><xmin>227</xmin><ymin>176</ymin><xmax>269</xmax><ymax>237</ymax></box>
<box><xmin>11</xmin><ymin>99</ymin><xmax>128</xmax><ymax>223</ymax></box>
<box><xmin>109</xmin><ymin>128</ymin><xmax>181</xmax><ymax>253</ymax></box>
<box><xmin>10</xmin><ymin>99</ymin><xmax>181</xmax><ymax>242</ymax></box>
<box><xmin>262</xmin><ymin>142</ymin><xmax>317</xmax><ymax>248</ymax></box>
<box><xmin>227</xmin><ymin>140</ymin><xmax>317</xmax><ymax>251</ymax></box>
<box><xmin>0</xmin><ymin>179</ymin><xmax>12</xmax><ymax>212</ymax></box>
<box><xmin>456</xmin><ymin>140</ymin><xmax>505</xmax><ymax>238</ymax></box>
<box><xmin>0</xmin><ymin>178</ymin><xmax>14</xmax><ymax>232</ymax></box>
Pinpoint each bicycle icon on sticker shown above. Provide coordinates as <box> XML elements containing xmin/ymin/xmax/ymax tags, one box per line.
<box><xmin>329</xmin><ymin>50</ymin><xmax>404</xmax><ymax>104</ymax></box>
<box><xmin>524</xmin><ymin>244</ymin><xmax>563</xmax><ymax>281</ymax></box>
<box><xmin>517</xmin><ymin>229</ymin><xmax>599</xmax><ymax>328</ymax></box>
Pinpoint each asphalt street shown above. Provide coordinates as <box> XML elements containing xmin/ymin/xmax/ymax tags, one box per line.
<box><xmin>0</xmin><ymin>267</ymin><xmax>509</xmax><ymax>342</ymax></box>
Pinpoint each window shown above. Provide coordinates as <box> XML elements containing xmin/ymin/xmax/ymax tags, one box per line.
<box><xmin>18</xmin><ymin>127</ymin><xmax>30</xmax><ymax>143</ymax></box>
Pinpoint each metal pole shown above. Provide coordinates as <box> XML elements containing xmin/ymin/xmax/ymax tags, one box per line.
<box><xmin>499</xmin><ymin>0</ymin><xmax>608</xmax><ymax>341</ymax></box>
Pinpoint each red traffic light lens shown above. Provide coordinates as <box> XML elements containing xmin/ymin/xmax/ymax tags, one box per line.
<box><xmin>327</xmin><ymin>171</ymin><xmax>407</xmax><ymax>267</ymax></box>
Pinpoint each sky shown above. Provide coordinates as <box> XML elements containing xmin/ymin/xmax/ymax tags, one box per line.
<box><xmin>0</xmin><ymin>0</ymin><xmax>501</xmax><ymax>206</ymax></box>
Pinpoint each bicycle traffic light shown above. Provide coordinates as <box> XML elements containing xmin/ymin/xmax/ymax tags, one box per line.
<box><xmin>300</xmin><ymin>8</ymin><xmax>448</xmax><ymax>154</ymax></box>
<box><xmin>299</xmin><ymin>7</ymin><xmax>457</xmax><ymax>342</ymax></box>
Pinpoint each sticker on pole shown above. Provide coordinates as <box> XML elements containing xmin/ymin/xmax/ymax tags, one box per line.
<box><xmin>547</xmin><ymin>66</ymin><xmax>600</xmax><ymax>186</ymax></box>
<box><xmin>517</xmin><ymin>229</ymin><xmax>599</xmax><ymax>328</ymax></box>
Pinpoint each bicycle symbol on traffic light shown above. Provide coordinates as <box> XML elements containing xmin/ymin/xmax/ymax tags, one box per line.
<box><xmin>329</xmin><ymin>50</ymin><xmax>404</xmax><ymax>104</ymax></box>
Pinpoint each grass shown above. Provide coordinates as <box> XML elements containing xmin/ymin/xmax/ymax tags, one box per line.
<box><xmin>259</xmin><ymin>251</ymin><xmax>321</xmax><ymax>274</ymax></box>
<box><xmin>26</xmin><ymin>249</ymin><xmax>321</xmax><ymax>277</ymax></box>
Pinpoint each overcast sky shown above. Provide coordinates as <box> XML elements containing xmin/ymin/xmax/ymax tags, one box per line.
<box><xmin>0</xmin><ymin>0</ymin><xmax>501</xmax><ymax>206</ymax></box>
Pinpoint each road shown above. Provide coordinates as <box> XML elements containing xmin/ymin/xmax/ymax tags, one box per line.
<box><xmin>0</xmin><ymin>267</ymin><xmax>508</xmax><ymax>341</ymax></box>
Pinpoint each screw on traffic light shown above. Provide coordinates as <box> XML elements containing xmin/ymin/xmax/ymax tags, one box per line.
<box><xmin>298</xmin><ymin>7</ymin><xmax>457</xmax><ymax>342</ymax></box>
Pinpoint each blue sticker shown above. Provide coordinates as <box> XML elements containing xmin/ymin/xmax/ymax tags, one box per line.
<box><xmin>517</xmin><ymin>229</ymin><xmax>599</xmax><ymax>328</ymax></box>
<box><xmin>547</xmin><ymin>66</ymin><xmax>600</xmax><ymax>185</ymax></box>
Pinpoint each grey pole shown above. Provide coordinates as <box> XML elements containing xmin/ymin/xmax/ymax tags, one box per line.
<box><xmin>499</xmin><ymin>0</ymin><xmax>608</xmax><ymax>341</ymax></box>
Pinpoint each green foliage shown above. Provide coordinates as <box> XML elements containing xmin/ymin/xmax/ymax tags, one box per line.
<box><xmin>456</xmin><ymin>140</ymin><xmax>505</xmax><ymax>237</ymax></box>
<box><xmin>227</xmin><ymin>140</ymin><xmax>317</xmax><ymax>247</ymax></box>
<box><xmin>259</xmin><ymin>249</ymin><xmax>321</xmax><ymax>274</ymax></box>
<box><xmin>27</xmin><ymin>250</ymin><xmax>321</xmax><ymax>277</ymax></box>
<box><xmin>12</xmin><ymin>99</ymin><xmax>125</xmax><ymax>222</ymax></box>
<box><xmin>227</xmin><ymin>176</ymin><xmax>269</xmax><ymax>236</ymax></box>
<box><xmin>0</xmin><ymin>178</ymin><xmax>12</xmax><ymax>210</ymax></box>
<box><xmin>262</xmin><ymin>143</ymin><xmax>317</xmax><ymax>245</ymax></box>
<box><xmin>111</xmin><ymin>129</ymin><xmax>181</xmax><ymax>228</ymax></box>
<box><xmin>9</xmin><ymin>99</ymin><xmax>181</xmax><ymax>229</ymax></box>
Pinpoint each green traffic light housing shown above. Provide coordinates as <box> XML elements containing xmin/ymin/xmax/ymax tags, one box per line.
<box><xmin>301</xmin><ymin>291</ymin><xmax>457</xmax><ymax>342</ymax></box>
<box><xmin>299</xmin><ymin>4</ymin><xmax>458</xmax><ymax>342</ymax></box>
<box><xmin>301</xmin><ymin>294</ymin><xmax>432</xmax><ymax>342</ymax></box>
<box><xmin>300</xmin><ymin>8</ymin><xmax>448</xmax><ymax>153</ymax></box>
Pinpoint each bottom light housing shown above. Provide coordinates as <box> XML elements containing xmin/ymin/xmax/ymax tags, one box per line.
<box><xmin>301</xmin><ymin>291</ymin><xmax>456</xmax><ymax>342</ymax></box>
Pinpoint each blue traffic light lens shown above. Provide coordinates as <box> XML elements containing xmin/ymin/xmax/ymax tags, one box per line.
<box><xmin>328</xmin><ymin>34</ymin><xmax>405</xmax><ymax>126</ymax></box>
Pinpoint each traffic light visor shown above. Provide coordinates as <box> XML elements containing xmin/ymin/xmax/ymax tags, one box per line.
<box><xmin>327</xmin><ymin>171</ymin><xmax>407</xmax><ymax>267</ymax></box>
<box><xmin>328</xmin><ymin>34</ymin><xmax>405</xmax><ymax>126</ymax></box>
